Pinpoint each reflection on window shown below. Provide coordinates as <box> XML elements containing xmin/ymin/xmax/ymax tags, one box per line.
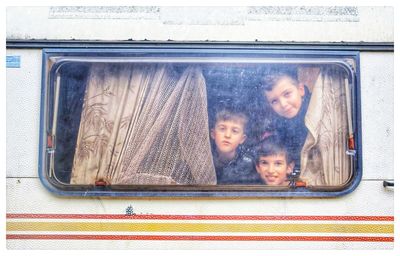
<box><xmin>46</xmin><ymin>53</ymin><xmax>357</xmax><ymax>194</ymax></box>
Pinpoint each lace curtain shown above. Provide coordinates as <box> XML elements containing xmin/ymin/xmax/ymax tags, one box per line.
<box><xmin>300</xmin><ymin>67</ymin><xmax>352</xmax><ymax>186</ymax></box>
<box><xmin>70</xmin><ymin>63</ymin><xmax>216</xmax><ymax>185</ymax></box>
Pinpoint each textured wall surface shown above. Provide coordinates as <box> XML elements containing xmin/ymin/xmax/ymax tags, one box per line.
<box><xmin>6</xmin><ymin>6</ymin><xmax>393</xmax><ymax>42</ymax></box>
<box><xmin>360</xmin><ymin>52</ymin><xmax>394</xmax><ymax>179</ymax></box>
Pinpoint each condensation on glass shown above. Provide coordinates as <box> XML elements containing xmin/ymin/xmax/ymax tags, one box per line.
<box><xmin>41</xmin><ymin>48</ymin><xmax>359</xmax><ymax>197</ymax></box>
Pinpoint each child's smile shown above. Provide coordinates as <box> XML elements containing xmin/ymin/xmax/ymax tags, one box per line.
<box><xmin>256</xmin><ymin>154</ymin><xmax>294</xmax><ymax>186</ymax></box>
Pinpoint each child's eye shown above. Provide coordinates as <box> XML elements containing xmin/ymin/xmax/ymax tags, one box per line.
<box><xmin>270</xmin><ymin>99</ymin><xmax>277</xmax><ymax>105</ymax></box>
<box><xmin>232</xmin><ymin>129</ymin><xmax>240</xmax><ymax>134</ymax></box>
<box><xmin>284</xmin><ymin>91</ymin><xmax>292</xmax><ymax>97</ymax></box>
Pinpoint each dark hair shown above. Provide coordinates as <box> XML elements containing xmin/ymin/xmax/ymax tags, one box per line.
<box><xmin>214</xmin><ymin>108</ymin><xmax>249</xmax><ymax>132</ymax></box>
<box><xmin>260</xmin><ymin>66</ymin><xmax>299</xmax><ymax>91</ymax></box>
<box><xmin>255</xmin><ymin>135</ymin><xmax>293</xmax><ymax>164</ymax></box>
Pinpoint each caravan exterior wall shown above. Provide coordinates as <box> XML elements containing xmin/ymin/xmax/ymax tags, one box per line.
<box><xmin>6</xmin><ymin>6</ymin><xmax>394</xmax><ymax>250</ymax></box>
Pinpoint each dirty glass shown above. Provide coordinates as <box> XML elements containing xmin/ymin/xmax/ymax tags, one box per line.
<box><xmin>41</xmin><ymin>49</ymin><xmax>359</xmax><ymax>196</ymax></box>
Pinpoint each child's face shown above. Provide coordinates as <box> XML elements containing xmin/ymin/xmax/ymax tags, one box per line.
<box><xmin>211</xmin><ymin>119</ymin><xmax>246</xmax><ymax>159</ymax></box>
<box><xmin>264</xmin><ymin>77</ymin><xmax>305</xmax><ymax>119</ymax></box>
<box><xmin>256</xmin><ymin>153</ymin><xmax>294</xmax><ymax>186</ymax></box>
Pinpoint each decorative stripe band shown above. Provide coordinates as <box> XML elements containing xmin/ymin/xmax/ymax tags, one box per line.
<box><xmin>7</xmin><ymin>222</ymin><xmax>394</xmax><ymax>234</ymax></box>
<box><xmin>6</xmin><ymin>214</ymin><xmax>394</xmax><ymax>243</ymax></box>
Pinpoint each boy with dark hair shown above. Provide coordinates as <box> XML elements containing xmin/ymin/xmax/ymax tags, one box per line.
<box><xmin>255</xmin><ymin>135</ymin><xmax>295</xmax><ymax>186</ymax></box>
<box><xmin>210</xmin><ymin>108</ymin><xmax>260</xmax><ymax>184</ymax></box>
<box><xmin>260</xmin><ymin>66</ymin><xmax>311</xmax><ymax>171</ymax></box>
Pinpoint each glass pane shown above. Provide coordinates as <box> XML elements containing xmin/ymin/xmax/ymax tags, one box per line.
<box><xmin>43</xmin><ymin>51</ymin><xmax>358</xmax><ymax>195</ymax></box>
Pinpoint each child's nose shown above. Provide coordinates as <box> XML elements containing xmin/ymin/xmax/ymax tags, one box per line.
<box><xmin>224</xmin><ymin>130</ymin><xmax>232</xmax><ymax>138</ymax></box>
<box><xmin>280</xmin><ymin>98</ymin><xmax>288</xmax><ymax>108</ymax></box>
<box><xmin>266</xmin><ymin>166</ymin><xmax>275</xmax><ymax>174</ymax></box>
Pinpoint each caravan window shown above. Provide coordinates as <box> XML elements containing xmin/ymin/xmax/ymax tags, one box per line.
<box><xmin>40</xmin><ymin>48</ymin><xmax>360</xmax><ymax>197</ymax></box>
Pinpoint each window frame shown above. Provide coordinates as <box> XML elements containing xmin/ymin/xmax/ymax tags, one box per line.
<box><xmin>39</xmin><ymin>46</ymin><xmax>362</xmax><ymax>198</ymax></box>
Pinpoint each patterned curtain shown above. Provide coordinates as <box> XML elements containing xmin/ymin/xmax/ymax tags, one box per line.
<box><xmin>300</xmin><ymin>67</ymin><xmax>352</xmax><ymax>186</ymax></box>
<box><xmin>70</xmin><ymin>63</ymin><xmax>216</xmax><ymax>185</ymax></box>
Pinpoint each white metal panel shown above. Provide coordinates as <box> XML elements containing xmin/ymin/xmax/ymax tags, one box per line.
<box><xmin>6</xmin><ymin>178</ymin><xmax>394</xmax><ymax>250</ymax></box>
<box><xmin>6</xmin><ymin>178</ymin><xmax>393</xmax><ymax>217</ymax></box>
<box><xmin>6</xmin><ymin>6</ymin><xmax>393</xmax><ymax>42</ymax></box>
<box><xmin>6</xmin><ymin>49</ymin><xmax>42</xmax><ymax>178</ymax></box>
<box><xmin>360</xmin><ymin>52</ymin><xmax>394</xmax><ymax>180</ymax></box>
<box><xmin>6</xmin><ymin>238</ymin><xmax>393</xmax><ymax>250</ymax></box>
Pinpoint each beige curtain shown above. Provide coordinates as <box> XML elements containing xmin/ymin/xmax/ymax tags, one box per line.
<box><xmin>300</xmin><ymin>67</ymin><xmax>351</xmax><ymax>186</ymax></box>
<box><xmin>70</xmin><ymin>63</ymin><xmax>216</xmax><ymax>185</ymax></box>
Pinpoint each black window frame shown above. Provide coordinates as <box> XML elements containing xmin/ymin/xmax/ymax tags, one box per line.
<box><xmin>39</xmin><ymin>45</ymin><xmax>362</xmax><ymax>198</ymax></box>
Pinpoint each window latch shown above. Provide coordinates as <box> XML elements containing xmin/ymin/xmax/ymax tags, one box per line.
<box><xmin>383</xmin><ymin>181</ymin><xmax>394</xmax><ymax>188</ymax></box>
<box><xmin>47</xmin><ymin>133</ymin><xmax>56</xmax><ymax>152</ymax></box>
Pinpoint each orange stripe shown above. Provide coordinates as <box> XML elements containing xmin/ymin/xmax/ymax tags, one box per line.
<box><xmin>6</xmin><ymin>214</ymin><xmax>394</xmax><ymax>221</ymax></box>
<box><xmin>6</xmin><ymin>234</ymin><xmax>394</xmax><ymax>242</ymax></box>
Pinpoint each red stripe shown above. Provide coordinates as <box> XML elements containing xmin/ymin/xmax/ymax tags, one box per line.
<box><xmin>5</xmin><ymin>214</ymin><xmax>394</xmax><ymax>221</ymax></box>
<box><xmin>6</xmin><ymin>234</ymin><xmax>394</xmax><ymax>242</ymax></box>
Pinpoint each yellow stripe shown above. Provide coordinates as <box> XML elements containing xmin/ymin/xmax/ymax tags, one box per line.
<box><xmin>7</xmin><ymin>222</ymin><xmax>393</xmax><ymax>234</ymax></box>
